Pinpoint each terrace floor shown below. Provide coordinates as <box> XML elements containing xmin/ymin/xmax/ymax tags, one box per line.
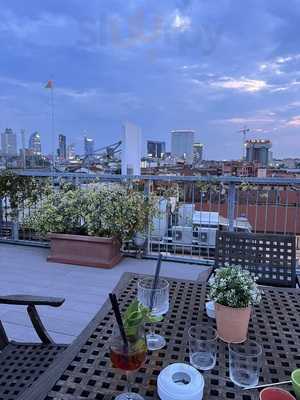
<box><xmin>0</xmin><ymin>244</ymin><xmax>208</xmax><ymax>344</ymax></box>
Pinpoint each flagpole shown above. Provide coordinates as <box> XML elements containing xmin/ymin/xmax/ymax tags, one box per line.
<box><xmin>45</xmin><ymin>79</ymin><xmax>55</xmax><ymax>180</ymax></box>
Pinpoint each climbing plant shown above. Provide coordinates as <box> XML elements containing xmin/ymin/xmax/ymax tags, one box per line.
<box><xmin>0</xmin><ymin>171</ymin><xmax>50</xmax><ymax>219</ymax></box>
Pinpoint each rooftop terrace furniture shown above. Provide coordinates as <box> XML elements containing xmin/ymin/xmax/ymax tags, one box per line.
<box><xmin>0</xmin><ymin>295</ymin><xmax>67</xmax><ymax>400</ymax></box>
<box><xmin>213</xmin><ymin>231</ymin><xmax>298</xmax><ymax>288</ymax></box>
<box><xmin>16</xmin><ymin>272</ymin><xmax>300</xmax><ymax>400</ymax></box>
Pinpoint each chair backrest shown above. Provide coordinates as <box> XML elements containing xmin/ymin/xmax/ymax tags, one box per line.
<box><xmin>0</xmin><ymin>320</ymin><xmax>9</xmax><ymax>350</ymax></box>
<box><xmin>214</xmin><ymin>231</ymin><xmax>296</xmax><ymax>288</ymax></box>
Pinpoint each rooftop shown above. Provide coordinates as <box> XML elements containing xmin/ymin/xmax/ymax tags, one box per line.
<box><xmin>0</xmin><ymin>243</ymin><xmax>207</xmax><ymax>344</ymax></box>
<box><xmin>245</xmin><ymin>139</ymin><xmax>272</xmax><ymax>145</ymax></box>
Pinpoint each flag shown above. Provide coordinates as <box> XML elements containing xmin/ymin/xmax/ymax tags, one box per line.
<box><xmin>45</xmin><ymin>80</ymin><xmax>53</xmax><ymax>89</ymax></box>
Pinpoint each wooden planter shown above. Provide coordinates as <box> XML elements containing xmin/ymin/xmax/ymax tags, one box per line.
<box><xmin>47</xmin><ymin>234</ymin><xmax>122</xmax><ymax>269</ymax></box>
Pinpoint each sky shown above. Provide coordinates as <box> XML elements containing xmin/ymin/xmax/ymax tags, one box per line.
<box><xmin>1</xmin><ymin>0</ymin><xmax>300</xmax><ymax>159</ymax></box>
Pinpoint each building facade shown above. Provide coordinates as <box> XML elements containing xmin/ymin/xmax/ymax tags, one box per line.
<box><xmin>245</xmin><ymin>140</ymin><xmax>272</xmax><ymax>166</ymax></box>
<box><xmin>193</xmin><ymin>143</ymin><xmax>204</xmax><ymax>163</ymax></box>
<box><xmin>67</xmin><ymin>144</ymin><xmax>76</xmax><ymax>160</ymax></box>
<box><xmin>147</xmin><ymin>141</ymin><xmax>166</xmax><ymax>158</ymax></box>
<box><xmin>122</xmin><ymin>122</ymin><xmax>141</xmax><ymax>175</ymax></box>
<box><xmin>58</xmin><ymin>134</ymin><xmax>67</xmax><ymax>160</ymax></box>
<box><xmin>1</xmin><ymin>128</ymin><xmax>17</xmax><ymax>157</ymax></box>
<box><xmin>171</xmin><ymin>130</ymin><xmax>195</xmax><ymax>164</ymax></box>
<box><xmin>28</xmin><ymin>132</ymin><xmax>41</xmax><ymax>155</ymax></box>
<box><xmin>84</xmin><ymin>136</ymin><xmax>94</xmax><ymax>157</ymax></box>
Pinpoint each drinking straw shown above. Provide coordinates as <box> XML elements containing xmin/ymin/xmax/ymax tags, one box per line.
<box><xmin>242</xmin><ymin>380</ymin><xmax>292</xmax><ymax>390</ymax></box>
<box><xmin>150</xmin><ymin>253</ymin><xmax>163</xmax><ymax>310</ymax></box>
<box><xmin>109</xmin><ymin>293</ymin><xmax>128</xmax><ymax>348</ymax></box>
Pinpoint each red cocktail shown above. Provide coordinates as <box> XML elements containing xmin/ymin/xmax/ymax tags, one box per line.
<box><xmin>110</xmin><ymin>325</ymin><xmax>147</xmax><ymax>400</ymax></box>
<box><xmin>111</xmin><ymin>347</ymin><xmax>146</xmax><ymax>371</ymax></box>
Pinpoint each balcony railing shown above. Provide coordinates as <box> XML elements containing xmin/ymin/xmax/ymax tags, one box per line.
<box><xmin>1</xmin><ymin>172</ymin><xmax>300</xmax><ymax>264</ymax></box>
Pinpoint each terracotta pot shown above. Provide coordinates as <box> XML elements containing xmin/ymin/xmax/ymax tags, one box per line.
<box><xmin>215</xmin><ymin>303</ymin><xmax>251</xmax><ymax>343</ymax></box>
<box><xmin>47</xmin><ymin>233</ymin><xmax>122</xmax><ymax>269</ymax></box>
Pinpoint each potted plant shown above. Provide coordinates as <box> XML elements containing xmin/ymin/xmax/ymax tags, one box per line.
<box><xmin>0</xmin><ymin>171</ymin><xmax>49</xmax><ymax>240</ymax></box>
<box><xmin>209</xmin><ymin>266</ymin><xmax>261</xmax><ymax>343</ymax></box>
<box><xmin>26</xmin><ymin>184</ymin><xmax>155</xmax><ymax>269</ymax></box>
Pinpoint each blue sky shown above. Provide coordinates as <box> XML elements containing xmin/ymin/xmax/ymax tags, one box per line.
<box><xmin>1</xmin><ymin>0</ymin><xmax>300</xmax><ymax>159</ymax></box>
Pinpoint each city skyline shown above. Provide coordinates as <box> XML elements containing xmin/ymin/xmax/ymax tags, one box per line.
<box><xmin>0</xmin><ymin>1</ymin><xmax>300</xmax><ymax>159</ymax></box>
<box><xmin>0</xmin><ymin>126</ymin><xmax>284</xmax><ymax>163</ymax></box>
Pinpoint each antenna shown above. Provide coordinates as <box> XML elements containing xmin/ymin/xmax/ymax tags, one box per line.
<box><xmin>238</xmin><ymin>126</ymin><xmax>250</xmax><ymax>160</ymax></box>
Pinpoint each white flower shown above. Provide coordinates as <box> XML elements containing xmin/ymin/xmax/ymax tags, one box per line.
<box><xmin>209</xmin><ymin>265</ymin><xmax>261</xmax><ymax>308</ymax></box>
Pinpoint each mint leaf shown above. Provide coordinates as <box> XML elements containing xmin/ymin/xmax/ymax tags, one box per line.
<box><xmin>123</xmin><ymin>299</ymin><xmax>164</xmax><ymax>337</ymax></box>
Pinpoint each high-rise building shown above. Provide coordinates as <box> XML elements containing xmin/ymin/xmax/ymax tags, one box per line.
<box><xmin>122</xmin><ymin>122</ymin><xmax>141</xmax><ymax>175</ymax></box>
<box><xmin>1</xmin><ymin>128</ymin><xmax>17</xmax><ymax>157</ymax></box>
<box><xmin>147</xmin><ymin>141</ymin><xmax>166</xmax><ymax>158</ymax></box>
<box><xmin>84</xmin><ymin>136</ymin><xmax>94</xmax><ymax>157</ymax></box>
<box><xmin>245</xmin><ymin>140</ymin><xmax>272</xmax><ymax>166</ymax></box>
<box><xmin>67</xmin><ymin>144</ymin><xmax>76</xmax><ymax>160</ymax></box>
<box><xmin>58</xmin><ymin>134</ymin><xmax>67</xmax><ymax>160</ymax></box>
<box><xmin>193</xmin><ymin>143</ymin><xmax>204</xmax><ymax>163</ymax></box>
<box><xmin>171</xmin><ymin>130</ymin><xmax>195</xmax><ymax>164</ymax></box>
<box><xmin>28</xmin><ymin>132</ymin><xmax>42</xmax><ymax>155</ymax></box>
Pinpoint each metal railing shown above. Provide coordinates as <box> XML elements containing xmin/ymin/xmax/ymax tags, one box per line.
<box><xmin>1</xmin><ymin>171</ymin><xmax>300</xmax><ymax>263</ymax></box>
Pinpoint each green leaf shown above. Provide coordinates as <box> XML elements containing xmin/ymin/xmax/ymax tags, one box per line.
<box><xmin>124</xmin><ymin>299</ymin><xmax>139</xmax><ymax>319</ymax></box>
<box><xmin>146</xmin><ymin>314</ymin><xmax>163</xmax><ymax>323</ymax></box>
<box><xmin>123</xmin><ymin>299</ymin><xmax>164</xmax><ymax>336</ymax></box>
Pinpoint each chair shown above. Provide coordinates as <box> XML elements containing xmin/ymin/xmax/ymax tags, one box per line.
<box><xmin>212</xmin><ymin>231</ymin><xmax>298</xmax><ymax>288</ymax></box>
<box><xmin>0</xmin><ymin>295</ymin><xmax>67</xmax><ymax>400</ymax></box>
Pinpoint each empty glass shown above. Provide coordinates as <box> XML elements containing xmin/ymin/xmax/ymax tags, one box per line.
<box><xmin>229</xmin><ymin>340</ymin><xmax>262</xmax><ymax>388</ymax></box>
<box><xmin>137</xmin><ymin>277</ymin><xmax>169</xmax><ymax>351</ymax></box>
<box><xmin>188</xmin><ymin>324</ymin><xmax>218</xmax><ymax>370</ymax></box>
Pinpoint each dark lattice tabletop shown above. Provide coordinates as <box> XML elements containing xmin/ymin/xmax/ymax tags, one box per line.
<box><xmin>20</xmin><ymin>272</ymin><xmax>300</xmax><ymax>400</ymax></box>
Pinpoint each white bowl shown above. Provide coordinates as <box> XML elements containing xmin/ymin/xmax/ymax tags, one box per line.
<box><xmin>157</xmin><ymin>363</ymin><xmax>204</xmax><ymax>400</ymax></box>
<box><xmin>206</xmin><ymin>301</ymin><xmax>216</xmax><ymax>319</ymax></box>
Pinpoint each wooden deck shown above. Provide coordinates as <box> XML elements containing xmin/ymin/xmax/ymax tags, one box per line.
<box><xmin>0</xmin><ymin>244</ymin><xmax>207</xmax><ymax>344</ymax></box>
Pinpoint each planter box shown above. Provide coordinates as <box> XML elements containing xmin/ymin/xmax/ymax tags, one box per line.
<box><xmin>47</xmin><ymin>234</ymin><xmax>122</xmax><ymax>269</ymax></box>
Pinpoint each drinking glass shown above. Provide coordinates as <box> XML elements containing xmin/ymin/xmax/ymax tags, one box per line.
<box><xmin>110</xmin><ymin>324</ymin><xmax>147</xmax><ymax>400</ymax></box>
<box><xmin>229</xmin><ymin>340</ymin><xmax>262</xmax><ymax>388</ymax></box>
<box><xmin>188</xmin><ymin>324</ymin><xmax>217</xmax><ymax>370</ymax></box>
<box><xmin>137</xmin><ymin>277</ymin><xmax>169</xmax><ymax>351</ymax></box>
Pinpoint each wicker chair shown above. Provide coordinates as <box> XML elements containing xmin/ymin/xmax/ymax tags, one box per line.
<box><xmin>212</xmin><ymin>231</ymin><xmax>298</xmax><ymax>288</ymax></box>
<box><xmin>0</xmin><ymin>295</ymin><xmax>67</xmax><ymax>400</ymax></box>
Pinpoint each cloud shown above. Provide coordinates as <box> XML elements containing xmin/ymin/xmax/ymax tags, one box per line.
<box><xmin>210</xmin><ymin>77</ymin><xmax>269</xmax><ymax>93</ymax></box>
<box><xmin>1</xmin><ymin>0</ymin><xmax>300</xmax><ymax>158</ymax></box>
<box><xmin>259</xmin><ymin>62</ymin><xmax>283</xmax><ymax>75</ymax></box>
<box><xmin>0</xmin><ymin>9</ymin><xmax>80</xmax><ymax>47</ymax></box>
<box><xmin>277</xmin><ymin>56</ymin><xmax>294</xmax><ymax>64</ymax></box>
<box><xmin>171</xmin><ymin>10</ymin><xmax>191</xmax><ymax>32</ymax></box>
<box><xmin>288</xmin><ymin>101</ymin><xmax>300</xmax><ymax>108</ymax></box>
<box><xmin>213</xmin><ymin>116</ymin><xmax>276</xmax><ymax>125</ymax></box>
<box><xmin>286</xmin><ymin>116</ymin><xmax>300</xmax><ymax>127</ymax></box>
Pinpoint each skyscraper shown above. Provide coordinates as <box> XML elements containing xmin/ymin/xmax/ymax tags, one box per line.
<box><xmin>122</xmin><ymin>122</ymin><xmax>141</xmax><ymax>175</ymax></box>
<box><xmin>245</xmin><ymin>140</ymin><xmax>272</xmax><ymax>166</ymax></box>
<box><xmin>171</xmin><ymin>130</ymin><xmax>195</xmax><ymax>164</ymax></box>
<box><xmin>84</xmin><ymin>136</ymin><xmax>94</xmax><ymax>157</ymax></box>
<box><xmin>29</xmin><ymin>132</ymin><xmax>42</xmax><ymax>155</ymax></box>
<box><xmin>1</xmin><ymin>128</ymin><xmax>17</xmax><ymax>157</ymax></box>
<box><xmin>193</xmin><ymin>143</ymin><xmax>204</xmax><ymax>163</ymax></box>
<box><xmin>147</xmin><ymin>141</ymin><xmax>166</xmax><ymax>158</ymax></box>
<box><xmin>58</xmin><ymin>134</ymin><xmax>67</xmax><ymax>160</ymax></box>
<box><xmin>67</xmin><ymin>144</ymin><xmax>76</xmax><ymax>160</ymax></box>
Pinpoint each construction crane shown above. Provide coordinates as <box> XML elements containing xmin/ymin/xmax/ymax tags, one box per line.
<box><xmin>238</xmin><ymin>126</ymin><xmax>250</xmax><ymax>160</ymax></box>
<box><xmin>81</xmin><ymin>140</ymin><xmax>122</xmax><ymax>167</ymax></box>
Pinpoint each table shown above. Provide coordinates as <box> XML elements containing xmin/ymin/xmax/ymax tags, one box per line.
<box><xmin>21</xmin><ymin>272</ymin><xmax>300</xmax><ymax>400</ymax></box>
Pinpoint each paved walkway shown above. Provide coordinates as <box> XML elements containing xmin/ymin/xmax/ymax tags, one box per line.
<box><xmin>0</xmin><ymin>244</ymin><xmax>208</xmax><ymax>344</ymax></box>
